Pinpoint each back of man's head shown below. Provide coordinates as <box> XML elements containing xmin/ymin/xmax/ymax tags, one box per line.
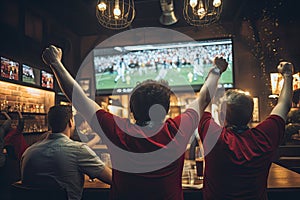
<box><xmin>48</xmin><ymin>105</ymin><xmax>73</xmax><ymax>133</ymax></box>
<box><xmin>221</xmin><ymin>89</ymin><xmax>254</xmax><ymax>126</ymax></box>
<box><xmin>130</xmin><ymin>79</ymin><xmax>171</xmax><ymax>124</ymax></box>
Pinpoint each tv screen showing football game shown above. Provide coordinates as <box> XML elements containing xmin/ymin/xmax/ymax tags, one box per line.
<box><xmin>93</xmin><ymin>38</ymin><xmax>234</xmax><ymax>95</ymax></box>
<box><xmin>41</xmin><ymin>70</ymin><xmax>54</xmax><ymax>89</ymax></box>
<box><xmin>22</xmin><ymin>64</ymin><xmax>41</xmax><ymax>85</ymax></box>
<box><xmin>0</xmin><ymin>56</ymin><xmax>19</xmax><ymax>81</ymax></box>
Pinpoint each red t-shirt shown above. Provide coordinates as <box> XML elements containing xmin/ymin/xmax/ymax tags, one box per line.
<box><xmin>94</xmin><ymin>108</ymin><xmax>199</xmax><ymax>200</ymax></box>
<box><xmin>198</xmin><ymin>112</ymin><xmax>285</xmax><ymax>200</ymax></box>
<box><xmin>4</xmin><ymin>128</ymin><xmax>28</xmax><ymax>160</ymax></box>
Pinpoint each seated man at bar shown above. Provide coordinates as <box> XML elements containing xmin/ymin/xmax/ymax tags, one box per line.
<box><xmin>21</xmin><ymin>105</ymin><xmax>112</xmax><ymax>200</ymax></box>
<box><xmin>198</xmin><ymin>62</ymin><xmax>293</xmax><ymax>199</ymax></box>
<box><xmin>41</xmin><ymin>45</ymin><xmax>227</xmax><ymax>199</ymax></box>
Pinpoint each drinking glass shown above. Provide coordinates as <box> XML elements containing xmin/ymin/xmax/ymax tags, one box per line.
<box><xmin>195</xmin><ymin>146</ymin><xmax>204</xmax><ymax>179</ymax></box>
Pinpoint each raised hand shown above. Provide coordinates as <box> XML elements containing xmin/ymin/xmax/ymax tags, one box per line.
<box><xmin>277</xmin><ymin>61</ymin><xmax>294</xmax><ymax>76</ymax></box>
<box><xmin>42</xmin><ymin>45</ymin><xmax>62</xmax><ymax>66</ymax></box>
<box><xmin>213</xmin><ymin>56</ymin><xmax>228</xmax><ymax>73</ymax></box>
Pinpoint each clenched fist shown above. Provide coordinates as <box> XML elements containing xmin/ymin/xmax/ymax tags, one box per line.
<box><xmin>277</xmin><ymin>61</ymin><xmax>294</xmax><ymax>76</ymax></box>
<box><xmin>42</xmin><ymin>45</ymin><xmax>62</xmax><ymax>66</ymax></box>
<box><xmin>213</xmin><ymin>56</ymin><xmax>228</xmax><ymax>73</ymax></box>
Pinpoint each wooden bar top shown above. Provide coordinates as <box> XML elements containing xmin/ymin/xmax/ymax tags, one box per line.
<box><xmin>267</xmin><ymin>163</ymin><xmax>300</xmax><ymax>188</ymax></box>
<box><xmin>83</xmin><ymin>163</ymin><xmax>300</xmax><ymax>189</ymax></box>
<box><xmin>13</xmin><ymin>162</ymin><xmax>299</xmax><ymax>200</ymax></box>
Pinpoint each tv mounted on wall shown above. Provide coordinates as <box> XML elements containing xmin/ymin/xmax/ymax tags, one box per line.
<box><xmin>0</xmin><ymin>56</ymin><xmax>19</xmax><ymax>81</ymax></box>
<box><xmin>22</xmin><ymin>64</ymin><xmax>41</xmax><ymax>86</ymax></box>
<box><xmin>93</xmin><ymin>38</ymin><xmax>234</xmax><ymax>95</ymax></box>
<box><xmin>41</xmin><ymin>70</ymin><xmax>54</xmax><ymax>89</ymax></box>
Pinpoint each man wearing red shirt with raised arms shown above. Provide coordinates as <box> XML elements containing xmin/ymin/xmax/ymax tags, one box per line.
<box><xmin>42</xmin><ymin>45</ymin><xmax>227</xmax><ymax>200</ymax></box>
<box><xmin>198</xmin><ymin>61</ymin><xmax>293</xmax><ymax>199</ymax></box>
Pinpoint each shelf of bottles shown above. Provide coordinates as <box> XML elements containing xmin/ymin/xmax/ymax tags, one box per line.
<box><xmin>0</xmin><ymin>80</ymin><xmax>55</xmax><ymax>133</ymax></box>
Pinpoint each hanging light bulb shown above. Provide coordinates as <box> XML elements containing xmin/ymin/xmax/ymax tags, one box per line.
<box><xmin>113</xmin><ymin>0</ymin><xmax>121</xmax><ymax>19</ymax></box>
<box><xmin>189</xmin><ymin>0</ymin><xmax>198</xmax><ymax>8</ymax></box>
<box><xmin>197</xmin><ymin>0</ymin><xmax>206</xmax><ymax>18</ymax></box>
<box><xmin>97</xmin><ymin>1</ymin><xmax>107</xmax><ymax>12</ymax></box>
<box><xmin>113</xmin><ymin>7</ymin><xmax>121</xmax><ymax>18</ymax></box>
<box><xmin>197</xmin><ymin>8</ymin><xmax>206</xmax><ymax>16</ymax></box>
<box><xmin>213</xmin><ymin>0</ymin><xmax>222</xmax><ymax>8</ymax></box>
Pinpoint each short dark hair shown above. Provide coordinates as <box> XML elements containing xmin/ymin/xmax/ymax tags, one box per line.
<box><xmin>129</xmin><ymin>79</ymin><xmax>171</xmax><ymax>123</ymax></box>
<box><xmin>221</xmin><ymin>89</ymin><xmax>254</xmax><ymax>126</ymax></box>
<box><xmin>48</xmin><ymin>105</ymin><xmax>73</xmax><ymax>133</ymax></box>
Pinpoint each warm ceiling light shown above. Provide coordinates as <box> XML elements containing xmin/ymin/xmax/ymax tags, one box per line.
<box><xmin>183</xmin><ymin>0</ymin><xmax>223</xmax><ymax>26</ymax></box>
<box><xmin>113</xmin><ymin>0</ymin><xmax>121</xmax><ymax>19</ymax></box>
<box><xmin>97</xmin><ymin>2</ymin><xmax>107</xmax><ymax>12</ymax></box>
<box><xmin>96</xmin><ymin>0</ymin><xmax>222</xmax><ymax>29</ymax></box>
<box><xmin>197</xmin><ymin>8</ymin><xmax>206</xmax><ymax>18</ymax></box>
<box><xmin>197</xmin><ymin>1</ymin><xmax>206</xmax><ymax>14</ymax></box>
<box><xmin>96</xmin><ymin>0</ymin><xmax>135</xmax><ymax>30</ymax></box>
<box><xmin>213</xmin><ymin>0</ymin><xmax>222</xmax><ymax>8</ymax></box>
<box><xmin>189</xmin><ymin>0</ymin><xmax>198</xmax><ymax>8</ymax></box>
<box><xmin>197</xmin><ymin>1</ymin><xmax>206</xmax><ymax>18</ymax></box>
<box><xmin>113</xmin><ymin>7</ymin><xmax>121</xmax><ymax>18</ymax></box>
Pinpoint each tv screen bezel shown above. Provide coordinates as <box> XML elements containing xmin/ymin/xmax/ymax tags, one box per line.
<box><xmin>93</xmin><ymin>37</ymin><xmax>235</xmax><ymax>96</ymax></box>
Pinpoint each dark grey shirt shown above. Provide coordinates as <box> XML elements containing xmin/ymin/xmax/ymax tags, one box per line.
<box><xmin>21</xmin><ymin>133</ymin><xmax>105</xmax><ymax>200</ymax></box>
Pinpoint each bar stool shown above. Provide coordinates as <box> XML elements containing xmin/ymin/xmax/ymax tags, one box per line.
<box><xmin>11</xmin><ymin>181</ymin><xmax>68</xmax><ymax>200</ymax></box>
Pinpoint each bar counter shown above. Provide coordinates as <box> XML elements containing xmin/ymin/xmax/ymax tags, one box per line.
<box><xmin>83</xmin><ymin>163</ymin><xmax>300</xmax><ymax>200</ymax></box>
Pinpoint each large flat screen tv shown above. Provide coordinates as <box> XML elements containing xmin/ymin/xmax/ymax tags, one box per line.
<box><xmin>22</xmin><ymin>64</ymin><xmax>41</xmax><ymax>86</ymax></box>
<box><xmin>0</xmin><ymin>56</ymin><xmax>19</xmax><ymax>81</ymax></box>
<box><xmin>93</xmin><ymin>38</ymin><xmax>234</xmax><ymax>95</ymax></box>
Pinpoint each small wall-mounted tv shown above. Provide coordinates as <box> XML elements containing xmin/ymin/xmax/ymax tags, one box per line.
<box><xmin>93</xmin><ymin>38</ymin><xmax>234</xmax><ymax>95</ymax></box>
<box><xmin>0</xmin><ymin>56</ymin><xmax>19</xmax><ymax>81</ymax></box>
<box><xmin>41</xmin><ymin>70</ymin><xmax>54</xmax><ymax>89</ymax></box>
<box><xmin>22</xmin><ymin>64</ymin><xmax>41</xmax><ymax>85</ymax></box>
<box><xmin>270</xmin><ymin>72</ymin><xmax>300</xmax><ymax>95</ymax></box>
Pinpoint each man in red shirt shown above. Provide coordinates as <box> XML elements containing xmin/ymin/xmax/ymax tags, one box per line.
<box><xmin>198</xmin><ymin>62</ymin><xmax>293</xmax><ymax>199</ymax></box>
<box><xmin>0</xmin><ymin>111</ymin><xmax>28</xmax><ymax>200</ymax></box>
<box><xmin>41</xmin><ymin>45</ymin><xmax>228</xmax><ymax>199</ymax></box>
<box><xmin>4</xmin><ymin>111</ymin><xmax>28</xmax><ymax>160</ymax></box>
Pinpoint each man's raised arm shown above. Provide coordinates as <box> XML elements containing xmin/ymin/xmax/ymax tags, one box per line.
<box><xmin>188</xmin><ymin>57</ymin><xmax>228</xmax><ymax>118</ymax></box>
<box><xmin>42</xmin><ymin>45</ymin><xmax>101</xmax><ymax>121</ymax></box>
<box><xmin>1</xmin><ymin>111</ymin><xmax>12</xmax><ymax>133</ymax></box>
<box><xmin>271</xmin><ymin>62</ymin><xmax>294</xmax><ymax>120</ymax></box>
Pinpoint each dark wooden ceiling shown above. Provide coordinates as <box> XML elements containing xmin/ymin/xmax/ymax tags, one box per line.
<box><xmin>22</xmin><ymin>0</ymin><xmax>300</xmax><ymax>37</ymax></box>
